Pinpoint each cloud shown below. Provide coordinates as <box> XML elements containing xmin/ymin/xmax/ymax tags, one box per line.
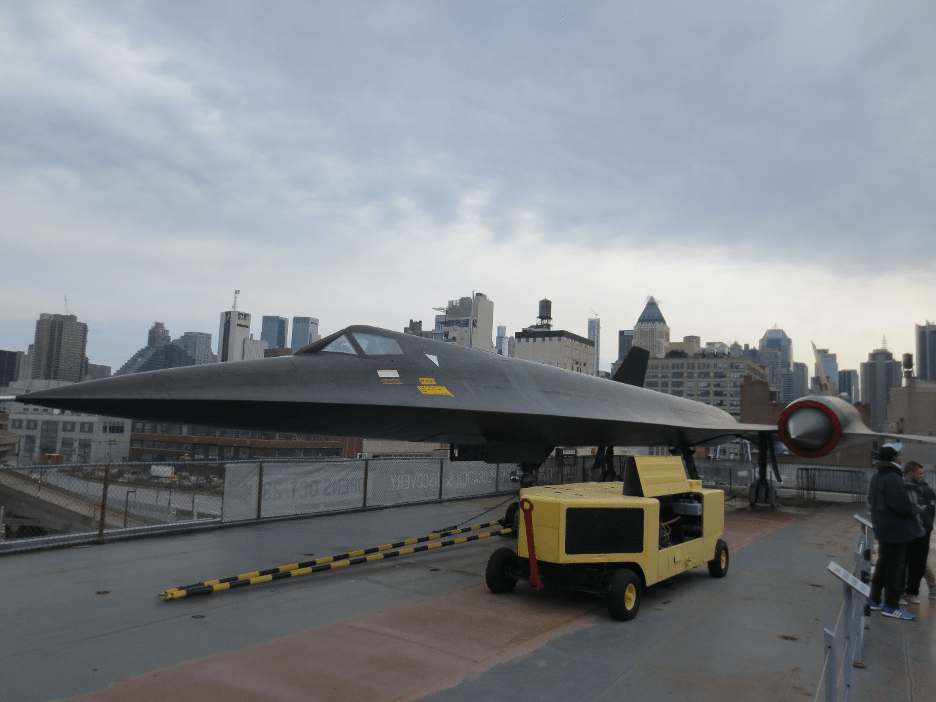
<box><xmin>1</xmin><ymin>1</ymin><xmax>934</xmax><ymax>375</ymax></box>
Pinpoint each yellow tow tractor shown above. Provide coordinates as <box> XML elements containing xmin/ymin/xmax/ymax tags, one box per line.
<box><xmin>486</xmin><ymin>455</ymin><xmax>729</xmax><ymax>620</ymax></box>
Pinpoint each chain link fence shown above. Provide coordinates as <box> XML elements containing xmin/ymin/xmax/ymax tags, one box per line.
<box><xmin>0</xmin><ymin>457</ymin><xmax>517</xmax><ymax>551</ymax></box>
<box><xmin>6</xmin><ymin>454</ymin><xmax>927</xmax><ymax>553</ymax></box>
<box><xmin>0</xmin><ymin>462</ymin><xmax>222</xmax><ymax>547</ymax></box>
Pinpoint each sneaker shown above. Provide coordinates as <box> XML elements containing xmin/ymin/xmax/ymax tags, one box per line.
<box><xmin>867</xmin><ymin>598</ymin><xmax>882</xmax><ymax>610</ymax></box>
<box><xmin>880</xmin><ymin>606</ymin><xmax>915</xmax><ymax>620</ymax></box>
<box><xmin>899</xmin><ymin>597</ymin><xmax>909</xmax><ymax>605</ymax></box>
<box><xmin>907</xmin><ymin>595</ymin><xmax>921</xmax><ymax>604</ymax></box>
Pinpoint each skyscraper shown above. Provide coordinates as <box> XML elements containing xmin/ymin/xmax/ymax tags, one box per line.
<box><xmin>916</xmin><ymin>322</ymin><xmax>936</xmax><ymax>381</ymax></box>
<box><xmin>430</xmin><ymin>293</ymin><xmax>494</xmax><ymax>351</ymax></box>
<box><xmin>756</xmin><ymin>346</ymin><xmax>782</xmax><ymax>396</ymax></box>
<box><xmin>0</xmin><ymin>350</ymin><xmax>28</xmax><ymax>387</ymax></box>
<box><xmin>147</xmin><ymin>322</ymin><xmax>171</xmax><ymax>347</ymax></box>
<box><xmin>495</xmin><ymin>325</ymin><xmax>508</xmax><ymax>355</ymax></box>
<box><xmin>860</xmin><ymin>348</ymin><xmax>902</xmax><ymax>431</ymax></box>
<box><xmin>838</xmin><ymin>369</ymin><xmax>859</xmax><ymax>403</ymax></box>
<box><xmin>758</xmin><ymin>327</ymin><xmax>793</xmax><ymax>402</ymax></box>
<box><xmin>587</xmin><ymin>317</ymin><xmax>600</xmax><ymax>376</ymax></box>
<box><xmin>31</xmin><ymin>313</ymin><xmax>88</xmax><ymax>383</ymax></box>
<box><xmin>261</xmin><ymin>316</ymin><xmax>289</xmax><ymax>349</ymax></box>
<box><xmin>792</xmin><ymin>362</ymin><xmax>809</xmax><ymax>400</ymax></box>
<box><xmin>618</xmin><ymin>330</ymin><xmax>634</xmax><ymax>361</ymax></box>
<box><xmin>219</xmin><ymin>310</ymin><xmax>251</xmax><ymax>362</ymax></box>
<box><xmin>633</xmin><ymin>297</ymin><xmax>669</xmax><ymax>358</ymax></box>
<box><xmin>242</xmin><ymin>336</ymin><xmax>268</xmax><ymax>361</ymax></box>
<box><xmin>174</xmin><ymin>331</ymin><xmax>213</xmax><ymax>365</ymax></box>
<box><xmin>291</xmin><ymin>317</ymin><xmax>321</xmax><ymax>351</ymax></box>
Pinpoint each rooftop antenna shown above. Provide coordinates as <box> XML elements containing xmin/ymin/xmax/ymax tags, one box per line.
<box><xmin>64</xmin><ymin>295</ymin><xmax>69</xmax><ymax>315</ymax></box>
<box><xmin>881</xmin><ymin>334</ymin><xmax>888</xmax><ymax>350</ymax></box>
<box><xmin>232</xmin><ymin>290</ymin><xmax>240</xmax><ymax>312</ymax></box>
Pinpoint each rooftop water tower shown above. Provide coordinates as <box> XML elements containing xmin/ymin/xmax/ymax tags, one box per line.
<box><xmin>537</xmin><ymin>299</ymin><xmax>553</xmax><ymax>330</ymax></box>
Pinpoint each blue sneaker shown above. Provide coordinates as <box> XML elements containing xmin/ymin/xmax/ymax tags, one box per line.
<box><xmin>880</xmin><ymin>605</ymin><xmax>915</xmax><ymax>620</ymax></box>
<box><xmin>867</xmin><ymin>598</ymin><xmax>882</xmax><ymax>610</ymax></box>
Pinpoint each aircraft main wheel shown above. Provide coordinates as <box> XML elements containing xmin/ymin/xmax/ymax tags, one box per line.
<box><xmin>607</xmin><ymin>568</ymin><xmax>641</xmax><ymax>621</ymax></box>
<box><xmin>486</xmin><ymin>548</ymin><xmax>520</xmax><ymax>593</ymax></box>
<box><xmin>501</xmin><ymin>502</ymin><xmax>520</xmax><ymax>537</ymax></box>
<box><xmin>708</xmin><ymin>539</ymin><xmax>729</xmax><ymax>578</ymax></box>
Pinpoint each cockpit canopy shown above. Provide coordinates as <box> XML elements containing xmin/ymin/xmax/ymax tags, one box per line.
<box><xmin>315</xmin><ymin>332</ymin><xmax>404</xmax><ymax>357</ymax></box>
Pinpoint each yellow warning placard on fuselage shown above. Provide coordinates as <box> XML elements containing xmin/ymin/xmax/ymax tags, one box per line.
<box><xmin>418</xmin><ymin>385</ymin><xmax>453</xmax><ymax>396</ymax></box>
<box><xmin>419</xmin><ymin>377</ymin><xmax>436</xmax><ymax>385</ymax></box>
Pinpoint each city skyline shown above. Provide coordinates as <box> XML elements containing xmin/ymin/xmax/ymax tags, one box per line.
<box><xmin>0</xmin><ymin>296</ymin><xmax>928</xmax><ymax>380</ymax></box>
<box><xmin>1</xmin><ymin>4</ymin><xmax>934</xmax><ymax>375</ymax></box>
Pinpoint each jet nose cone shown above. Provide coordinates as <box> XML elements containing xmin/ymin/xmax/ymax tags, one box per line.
<box><xmin>785</xmin><ymin>406</ymin><xmax>835</xmax><ymax>452</ymax></box>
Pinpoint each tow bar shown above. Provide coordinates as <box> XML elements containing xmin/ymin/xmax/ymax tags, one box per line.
<box><xmin>159</xmin><ymin>520</ymin><xmax>512</xmax><ymax>600</ymax></box>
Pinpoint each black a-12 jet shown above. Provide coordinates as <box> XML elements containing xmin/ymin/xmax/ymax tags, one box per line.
<box><xmin>16</xmin><ymin>325</ymin><xmax>930</xmax><ymax>497</ymax></box>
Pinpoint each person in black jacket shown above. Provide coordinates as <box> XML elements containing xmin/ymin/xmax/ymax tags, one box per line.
<box><xmin>867</xmin><ymin>444</ymin><xmax>923</xmax><ymax>619</ymax></box>
<box><xmin>902</xmin><ymin>461</ymin><xmax>936</xmax><ymax>604</ymax></box>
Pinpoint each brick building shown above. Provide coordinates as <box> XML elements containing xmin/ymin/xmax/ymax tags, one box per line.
<box><xmin>129</xmin><ymin>422</ymin><xmax>363</xmax><ymax>463</ymax></box>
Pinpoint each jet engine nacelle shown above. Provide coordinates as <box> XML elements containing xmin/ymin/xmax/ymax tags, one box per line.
<box><xmin>777</xmin><ymin>395</ymin><xmax>867</xmax><ymax>458</ymax></box>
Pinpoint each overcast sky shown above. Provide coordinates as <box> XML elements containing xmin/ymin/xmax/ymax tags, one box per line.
<box><xmin>2</xmin><ymin>1</ymin><xmax>934</xmax><ymax>375</ymax></box>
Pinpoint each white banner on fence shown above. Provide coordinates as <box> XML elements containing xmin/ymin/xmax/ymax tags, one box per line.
<box><xmin>262</xmin><ymin>460</ymin><xmax>365</xmax><ymax>518</ymax></box>
<box><xmin>222</xmin><ymin>458</ymin><xmax>510</xmax><ymax>522</ymax></box>
<box><xmin>366</xmin><ymin>458</ymin><xmax>442</xmax><ymax>507</ymax></box>
<box><xmin>222</xmin><ymin>461</ymin><xmax>368</xmax><ymax>522</ymax></box>
<box><xmin>442</xmin><ymin>462</ymin><xmax>499</xmax><ymax>499</ymax></box>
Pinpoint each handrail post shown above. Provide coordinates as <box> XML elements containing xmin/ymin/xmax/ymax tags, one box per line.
<box><xmin>362</xmin><ymin>459</ymin><xmax>369</xmax><ymax>509</ymax></box>
<box><xmin>823</xmin><ymin>628</ymin><xmax>837</xmax><ymax>702</ymax></box>
<box><xmin>438</xmin><ymin>457</ymin><xmax>444</xmax><ymax>500</ymax></box>
<box><xmin>98</xmin><ymin>466</ymin><xmax>110</xmax><ymax>539</ymax></box>
<box><xmin>841</xmin><ymin>584</ymin><xmax>854</xmax><ymax>695</ymax></box>
<box><xmin>255</xmin><ymin>461</ymin><xmax>264</xmax><ymax>521</ymax></box>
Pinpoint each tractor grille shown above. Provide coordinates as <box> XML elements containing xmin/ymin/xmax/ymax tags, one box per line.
<box><xmin>564</xmin><ymin>507</ymin><xmax>644</xmax><ymax>554</ymax></box>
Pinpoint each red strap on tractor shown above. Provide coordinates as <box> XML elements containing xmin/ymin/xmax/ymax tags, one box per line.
<box><xmin>520</xmin><ymin>498</ymin><xmax>542</xmax><ymax>591</ymax></box>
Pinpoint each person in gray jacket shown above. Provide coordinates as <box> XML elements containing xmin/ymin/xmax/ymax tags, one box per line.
<box><xmin>867</xmin><ymin>444</ymin><xmax>923</xmax><ymax>619</ymax></box>
<box><xmin>902</xmin><ymin>461</ymin><xmax>936</xmax><ymax>603</ymax></box>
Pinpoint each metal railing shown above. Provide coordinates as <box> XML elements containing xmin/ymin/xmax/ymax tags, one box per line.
<box><xmin>797</xmin><ymin>468</ymin><xmax>868</xmax><ymax>502</ymax></box>
<box><xmin>817</xmin><ymin>515</ymin><xmax>874</xmax><ymax>702</ymax></box>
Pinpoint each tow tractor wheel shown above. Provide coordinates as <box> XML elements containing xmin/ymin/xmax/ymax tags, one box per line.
<box><xmin>486</xmin><ymin>547</ymin><xmax>520</xmax><ymax>593</ymax></box>
<box><xmin>607</xmin><ymin>568</ymin><xmax>641</xmax><ymax>621</ymax></box>
<box><xmin>501</xmin><ymin>502</ymin><xmax>520</xmax><ymax>537</ymax></box>
<box><xmin>707</xmin><ymin>539</ymin><xmax>729</xmax><ymax>578</ymax></box>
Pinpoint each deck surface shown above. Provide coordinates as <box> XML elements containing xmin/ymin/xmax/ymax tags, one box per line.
<box><xmin>1</xmin><ymin>496</ymin><xmax>933</xmax><ymax>702</ymax></box>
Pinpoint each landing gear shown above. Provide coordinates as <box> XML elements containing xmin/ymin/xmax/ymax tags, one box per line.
<box><xmin>749</xmin><ymin>481</ymin><xmax>779</xmax><ymax>508</ymax></box>
<box><xmin>750</xmin><ymin>432</ymin><xmax>782</xmax><ymax>507</ymax></box>
<box><xmin>509</xmin><ymin>462</ymin><xmax>542</xmax><ymax>488</ymax></box>
<box><xmin>592</xmin><ymin>445</ymin><xmax>618</xmax><ymax>481</ymax></box>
